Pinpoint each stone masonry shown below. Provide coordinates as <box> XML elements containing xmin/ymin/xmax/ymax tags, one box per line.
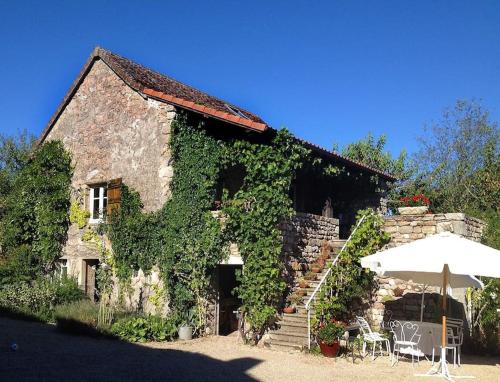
<box><xmin>281</xmin><ymin>213</ymin><xmax>340</xmax><ymax>263</ymax></box>
<box><xmin>45</xmin><ymin>59</ymin><xmax>176</xmax><ymax>299</ymax></box>
<box><xmin>280</xmin><ymin>212</ymin><xmax>340</xmax><ymax>287</ymax></box>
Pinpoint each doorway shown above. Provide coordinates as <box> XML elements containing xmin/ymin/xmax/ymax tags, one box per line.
<box><xmin>83</xmin><ymin>259</ymin><xmax>99</xmax><ymax>301</ymax></box>
<box><xmin>217</xmin><ymin>265</ymin><xmax>242</xmax><ymax>336</ymax></box>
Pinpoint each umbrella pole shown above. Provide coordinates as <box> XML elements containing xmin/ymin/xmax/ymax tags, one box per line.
<box><xmin>440</xmin><ymin>265</ymin><xmax>449</xmax><ymax>377</ymax></box>
<box><xmin>415</xmin><ymin>265</ymin><xmax>475</xmax><ymax>380</ymax></box>
<box><xmin>420</xmin><ymin>284</ymin><xmax>427</xmax><ymax>322</ymax></box>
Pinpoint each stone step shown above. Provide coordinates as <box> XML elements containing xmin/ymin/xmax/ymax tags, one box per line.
<box><xmin>265</xmin><ymin>339</ymin><xmax>304</xmax><ymax>352</ymax></box>
<box><xmin>281</xmin><ymin>313</ymin><xmax>308</xmax><ymax>323</ymax></box>
<box><xmin>269</xmin><ymin>331</ymin><xmax>308</xmax><ymax>345</ymax></box>
<box><xmin>331</xmin><ymin>239</ymin><xmax>347</xmax><ymax>248</ymax></box>
<box><xmin>276</xmin><ymin>323</ymin><xmax>308</xmax><ymax>335</ymax></box>
<box><xmin>278</xmin><ymin>319</ymin><xmax>308</xmax><ymax>329</ymax></box>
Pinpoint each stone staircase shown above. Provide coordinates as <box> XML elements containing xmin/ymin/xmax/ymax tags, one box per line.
<box><xmin>265</xmin><ymin>239</ymin><xmax>346</xmax><ymax>351</ymax></box>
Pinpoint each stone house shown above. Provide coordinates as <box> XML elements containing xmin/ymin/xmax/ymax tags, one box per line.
<box><xmin>39</xmin><ymin>46</ymin><xmax>429</xmax><ymax>335</ymax></box>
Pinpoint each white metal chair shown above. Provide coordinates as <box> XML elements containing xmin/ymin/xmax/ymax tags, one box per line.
<box><xmin>446</xmin><ymin>318</ymin><xmax>464</xmax><ymax>367</ymax></box>
<box><xmin>356</xmin><ymin>316</ymin><xmax>391</xmax><ymax>361</ymax></box>
<box><xmin>390</xmin><ymin>320</ymin><xmax>424</xmax><ymax>366</ymax></box>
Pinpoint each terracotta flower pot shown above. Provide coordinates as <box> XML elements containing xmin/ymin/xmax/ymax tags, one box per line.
<box><xmin>283</xmin><ymin>306</ymin><xmax>296</xmax><ymax>314</ymax></box>
<box><xmin>317</xmin><ymin>258</ymin><xmax>326</xmax><ymax>268</ymax></box>
<box><xmin>296</xmin><ymin>289</ymin><xmax>306</xmax><ymax>297</ymax></box>
<box><xmin>319</xmin><ymin>340</ymin><xmax>340</xmax><ymax>358</ymax></box>
<box><xmin>311</xmin><ymin>267</ymin><xmax>321</xmax><ymax>273</ymax></box>
<box><xmin>298</xmin><ymin>280</ymin><xmax>309</xmax><ymax>289</ymax></box>
<box><xmin>320</xmin><ymin>252</ymin><xmax>330</xmax><ymax>261</ymax></box>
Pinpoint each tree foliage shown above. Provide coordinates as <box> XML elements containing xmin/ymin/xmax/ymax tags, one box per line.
<box><xmin>414</xmin><ymin>99</ymin><xmax>499</xmax><ymax>215</ymax></box>
<box><xmin>0</xmin><ymin>131</ymin><xmax>34</xmax><ymax>215</ymax></box>
<box><xmin>335</xmin><ymin>133</ymin><xmax>412</xmax><ymax>180</ymax></box>
<box><xmin>334</xmin><ymin>133</ymin><xmax>413</xmax><ymax>203</ymax></box>
<box><xmin>0</xmin><ymin>140</ymin><xmax>72</xmax><ymax>282</ymax></box>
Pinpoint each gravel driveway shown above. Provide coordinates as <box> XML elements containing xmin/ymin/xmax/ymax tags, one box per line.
<box><xmin>0</xmin><ymin>317</ymin><xmax>498</xmax><ymax>381</ymax></box>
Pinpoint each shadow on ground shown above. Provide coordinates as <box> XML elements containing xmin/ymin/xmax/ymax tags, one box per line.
<box><xmin>0</xmin><ymin>317</ymin><xmax>261</xmax><ymax>382</ymax></box>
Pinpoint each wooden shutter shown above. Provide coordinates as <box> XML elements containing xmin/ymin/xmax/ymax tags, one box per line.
<box><xmin>107</xmin><ymin>178</ymin><xmax>122</xmax><ymax>218</ymax></box>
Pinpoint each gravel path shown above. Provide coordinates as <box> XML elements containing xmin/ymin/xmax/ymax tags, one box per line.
<box><xmin>0</xmin><ymin>317</ymin><xmax>498</xmax><ymax>381</ymax></box>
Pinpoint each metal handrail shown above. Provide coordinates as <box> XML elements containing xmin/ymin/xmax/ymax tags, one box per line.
<box><xmin>305</xmin><ymin>213</ymin><xmax>368</xmax><ymax>349</ymax></box>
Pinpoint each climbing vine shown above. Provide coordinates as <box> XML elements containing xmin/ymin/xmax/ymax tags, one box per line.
<box><xmin>159</xmin><ymin>116</ymin><xmax>227</xmax><ymax>328</ymax></box>
<box><xmin>223</xmin><ymin>130</ymin><xmax>309</xmax><ymax>341</ymax></box>
<box><xmin>315</xmin><ymin>209</ymin><xmax>390</xmax><ymax>324</ymax></box>
<box><xmin>106</xmin><ymin>116</ymin><xmax>227</xmax><ymax>330</ymax></box>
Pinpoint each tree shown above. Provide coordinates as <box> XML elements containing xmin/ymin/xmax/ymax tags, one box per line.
<box><xmin>0</xmin><ymin>140</ymin><xmax>72</xmax><ymax>282</ymax></box>
<box><xmin>334</xmin><ymin>132</ymin><xmax>413</xmax><ymax>202</ymax></box>
<box><xmin>414</xmin><ymin>99</ymin><xmax>499</xmax><ymax>214</ymax></box>
<box><xmin>0</xmin><ymin>131</ymin><xmax>34</xmax><ymax>213</ymax></box>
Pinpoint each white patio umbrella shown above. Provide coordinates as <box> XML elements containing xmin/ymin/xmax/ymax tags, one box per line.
<box><xmin>361</xmin><ymin>232</ymin><xmax>500</xmax><ymax>380</ymax></box>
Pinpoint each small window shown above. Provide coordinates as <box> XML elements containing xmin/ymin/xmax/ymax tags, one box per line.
<box><xmin>89</xmin><ymin>185</ymin><xmax>107</xmax><ymax>223</ymax></box>
<box><xmin>57</xmin><ymin>259</ymin><xmax>68</xmax><ymax>278</ymax></box>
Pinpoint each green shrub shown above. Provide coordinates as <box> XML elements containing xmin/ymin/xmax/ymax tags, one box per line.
<box><xmin>111</xmin><ymin>314</ymin><xmax>179</xmax><ymax>342</ymax></box>
<box><xmin>0</xmin><ymin>276</ymin><xmax>84</xmax><ymax>322</ymax></box>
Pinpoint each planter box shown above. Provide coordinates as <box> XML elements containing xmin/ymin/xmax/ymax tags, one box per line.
<box><xmin>398</xmin><ymin>206</ymin><xmax>429</xmax><ymax>215</ymax></box>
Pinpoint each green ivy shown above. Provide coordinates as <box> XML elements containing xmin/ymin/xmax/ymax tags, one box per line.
<box><xmin>69</xmin><ymin>201</ymin><xmax>90</xmax><ymax>229</ymax></box>
<box><xmin>223</xmin><ymin>129</ymin><xmax>309</xmax><ymax>341</ymax></box>
<box><xmin>159</xmin><ymin>117</ymin><xmax>227</xmax><ymax>328</ymax></box>
<box><xmin>107</xmin><ymin>185</ymin><xmax>161</xmax><ymax>280</ymax></box>
<box><xmin>0</xmin><ymin>141</ymin><xmax>72</xmax><ymax>281</ymax></box>
<box><xmin>315</xmin><ymin>209</ymin><xmax>390</xmax><ymax>324</ymax></box>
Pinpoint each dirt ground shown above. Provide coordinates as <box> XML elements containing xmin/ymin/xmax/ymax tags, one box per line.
<box><xmin>0</xmin><ymin>317</ymin><xmax>498</xmax><ymax>382</ymax></box>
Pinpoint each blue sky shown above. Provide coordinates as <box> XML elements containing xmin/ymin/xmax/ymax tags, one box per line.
<box><xmin>0</xmin><ymin>1</ymin><xmax>499</xmax><ymax>156</ymax></box>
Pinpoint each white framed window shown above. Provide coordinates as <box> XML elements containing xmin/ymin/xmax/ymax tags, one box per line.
<box><xmin>89</xmin><ymin>185</ymin><xmax>107</xmax><ymax>223</ymax></box>
<box><xmin>56</xmin><ymin>259</ymin><xmax>68</xmax><ymax>278</ymax></box>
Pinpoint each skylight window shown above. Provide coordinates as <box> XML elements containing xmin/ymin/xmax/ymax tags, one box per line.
<box><xmin>225</xmin><ymin>104</ymin><xmax>249</xmax><ymax>119</ymax></box>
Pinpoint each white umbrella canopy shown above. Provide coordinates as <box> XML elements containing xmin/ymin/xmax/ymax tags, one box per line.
<box><xmin>368</xmin><ymin>270</ymin><xmax>483</xmax><ymax>289</ymax></box>
<box><xmin>361</xmin><ymin>231</ymin><xmax>500</xmax><ymax>280</ymax></box>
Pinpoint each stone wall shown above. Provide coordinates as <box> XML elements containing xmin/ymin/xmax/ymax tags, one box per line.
<box><xmin>280</xmin><ymin>213</ymin><xmax>340</xmax><ymax>287</ymax></box>
<box><xmin>109</xmin><ymin>267</ymin><xmax>168</xmax><ymax>316</ymax></box>
<box><xmin>383</xmin><ymin>213</ymin><xmax>485</xmax><ymax>248</ymax></box>
<box><xmin>281</xmin><ymin>213</ymin><xmax>340</xmax><ymax>263</ymax></box>
<box><xmin>44</xmin><ymin>59</ymin><xmax>176</xmax><ymax>305</ymax></box>
<box><xmin>366</xmin><ymin>212</ymin><xmax>486</xmax><ymax>326</ymax></box>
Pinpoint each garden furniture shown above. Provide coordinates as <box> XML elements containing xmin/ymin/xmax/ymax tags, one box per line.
<box><xmin>356</xmin><ymin>316</ymin><xmax>391</xmax><ymax>361</ymax></box>
<box><xmin>390</xmin><ymin>320</ymin><xmax>424</xmax><ymax>366</ymax></box>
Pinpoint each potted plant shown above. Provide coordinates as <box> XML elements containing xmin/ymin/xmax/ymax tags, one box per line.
<box><xmin>320</xmin><ymin>240</ymin><xmax>331</xmax><ymax>260</ymax></box>
<box><xmin>178</xmin><ymin>309</ymin><xmax>195</xmax><ymax>340</ymax></box>
<box><xmin>284</xmin><ymin>293</ymin><xmax>302</xmax><ymax>314</ymax></box>
<box><xmin>296</xmin><ymin>289</ymin><xmax>306</xmax><ymax>297</ymax></box>
<box><xmin>310</xmin><ymin>262</ymin><xmax>322</xmax><ymax>273</ymax></box>
<box><xmin>317</xmin><ymin>257</ymin><xmax>326</xmax><ymax>268</ymax></box>
<box><xmin>317</xmin><ymin>321</ymin><xmax>345</xmax><ymax>357</ymax></box>
<box><xmin>298</xmin><ymin>278</ymin><xmax>309</xmax><ymax>289</ymax></box>
<box><xmin>304</xmin><ymin>271</ymin><xmax>317</xmax><ymax>281</ymax></box>
<box><xmin>398</xmin><ymin>194</ymin><xmax>430</xmax><ymax>215</ymax></box>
